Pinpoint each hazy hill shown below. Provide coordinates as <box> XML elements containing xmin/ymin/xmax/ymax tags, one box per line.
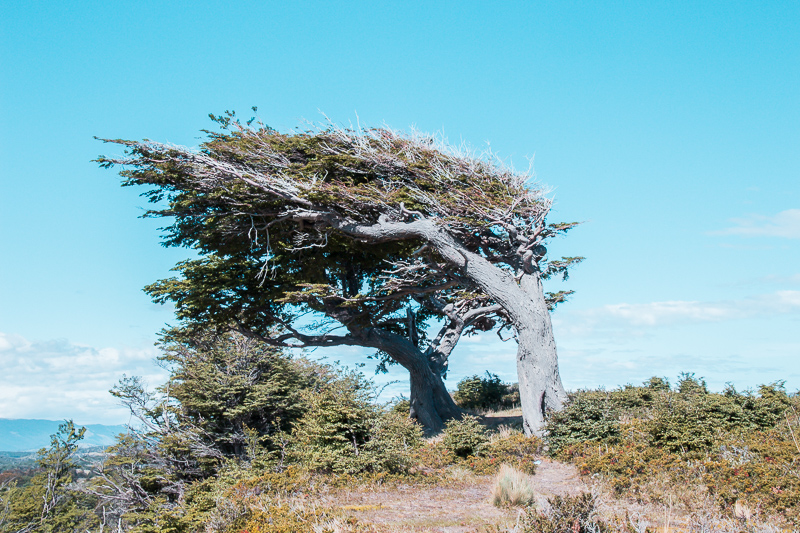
<box><xmin>0</xmin><ymin>419</ymin><xmax>126</xmax><ymax>452</ymax></box>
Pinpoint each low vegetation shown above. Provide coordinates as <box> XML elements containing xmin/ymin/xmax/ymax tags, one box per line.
<box><xmin>547</xmin><ymin>373</ymin><xmax>800</xmax><ymax>528</ymax></box>
<box><xmin>1</xmin><ymin>338</ymin><xmax>797</xmax><ymax>531</ymax></box>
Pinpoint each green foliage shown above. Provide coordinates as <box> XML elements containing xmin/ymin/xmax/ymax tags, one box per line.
<box><xmin>290</xmin><ymin>371</ymin><xmax>423</xmax><ymax>474</ymax></box>
<box><xmin>453</xmin><ymin>372</ymin><xmax>518</xmax><ymax>411</ymax></box>
<box><xmin>158</xmin><ymin>330</ymin><xmax>313</xmax><ymax>459</ymax></box>
<box><xmin>546</xmin><ymin>376</ymin><xmax>797</xmax><ymax>457</ymax></box>
<box><xmin>545</xmin><ymin>392</ymin><xmax>621</xmax><ymax>453</ymax></box>
<box><xmin>391</xmin><ymin>397</ymin><xmax>411</xmax><ymax>416</ymax></box>
<box><xmin>97</xmin><ymin>118</ymin><xmax>582</xmax><ymax>416</ymax></box>
<box><xmin>468</xmin><ymin>431</ymin><xmax>541</xmax><ymax>475</ymax></box>
<box><xmin>442</xmin><ymin>415</ymin><xmax>489</xmax><ymax>458</ymax></box>
<box><xmin>549</xmin><ymin>375</ymin><xmax>800</xmax><ymax>526</ymax></box>
<box><xmin>676</xmin><ymin>371</ymin><xmax>708</xmax><ymax>395</ymax></box>
<box><xmin>0</xmin><ymin>421</ymin><xmax>99</xmax><ymax>533</ymax></box>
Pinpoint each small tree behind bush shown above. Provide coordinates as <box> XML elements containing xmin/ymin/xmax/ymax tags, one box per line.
<box><xmin>453</xmin><ymin>372</ymin><xmax>519</xmax><ymax>411</ymax></box>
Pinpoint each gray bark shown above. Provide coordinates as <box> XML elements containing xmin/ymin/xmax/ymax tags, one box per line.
<box><xmin>351</xmin><ymin>327</ymin><xmax>461</xmax><ymax>433</ymax></box>
<box><xmin>515</xmin><ymin>274</ymin><xmax>569</xmax><ymax>435</ymax></box>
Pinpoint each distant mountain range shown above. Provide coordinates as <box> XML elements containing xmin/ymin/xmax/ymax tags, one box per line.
<box><xmin>0</xmin><ymin>419</ymin><xmax>127</xmax><ymax>452</ymax></box>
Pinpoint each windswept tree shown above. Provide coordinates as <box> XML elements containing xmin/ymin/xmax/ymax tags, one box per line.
<box><xmin>98</xmin><ymin>112</ymin><xmax>581</xmax><ymax>434</ymax></box>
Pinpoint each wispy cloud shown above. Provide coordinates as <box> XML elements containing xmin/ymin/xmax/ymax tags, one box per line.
<box><xmin>0</xmin><ymin>333</ymin><xmax>166</xmax><ymax>424</ymax></box>
<box><xmin>760</xmin><ymin>273</ymin><xmax>800</xmax><ymax>285</ymax></box>
<box><xmin>605</xmin><ymin>291</ymin><xmax>800</xmax><ymax>326</ymax></box>
<box><xmin>557</xmin><ymin>347</ymin><xmax>797</xmax><ymax>392</ymax></box>
<box><xmin>715</xmin><ymin>209</ymin><xmax>800</xmax><ymax>239</ymax></box>
<box><xmin>554</xmin><ymin>290</ymin><xmax>800</xmax><ymax>335</ymax></box>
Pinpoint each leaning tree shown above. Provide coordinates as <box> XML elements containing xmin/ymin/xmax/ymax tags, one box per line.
<box><xmin>98</xmin><ymin>113</ymin><xmax>581</xmax><ymax>435</ymax></box>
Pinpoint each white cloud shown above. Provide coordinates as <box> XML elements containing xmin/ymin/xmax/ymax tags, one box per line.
<box><xmin>556</xmin><ymin>346</ymin><xmax>798</xmax><ymax>392</ymax></box>
<box><xmin>716</xmin><ymin>209</ymin><xmax>800</xmax><ymax>239</ymax></box>
<box><xmin>761</xmin><ymin>273</ymin><xmax>800</xmax><ymax>285</ymax></box>
<box><xmin>0</xmin><ymin>332</ymin><xmax>166</xmax><ymax>424</ymax></box>
<box><xmin>554</xmin><ymin>290</ymin><xmax>800</xmax><ymax>335</ymax></box>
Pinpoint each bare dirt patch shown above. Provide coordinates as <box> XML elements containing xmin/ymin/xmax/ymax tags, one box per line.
<box><xmin>329</xmin><ymin>459</ymin><xmax>588</xmax><ymax>532</ymax></box>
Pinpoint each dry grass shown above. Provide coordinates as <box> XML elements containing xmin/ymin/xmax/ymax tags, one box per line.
<box><xmin>489</xmin><ymin>424</ymin><xmax>521</xmax><ymax>441</ymax></box>
<box><xmin>491</xmin><ymin>464</ymin><xmax>536</xmax><ymax>508</ymax></box>
<box><xmin>444</xmin><ymin>465</ymin><xmax>476</xmax><ymax>483</ymax></box>
<box><xmin>325</xmin><ymin>457</ymin><xmax>791</xmax><ymax>532</ymax></box>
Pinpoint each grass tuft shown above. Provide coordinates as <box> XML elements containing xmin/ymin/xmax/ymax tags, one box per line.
<box><xmin>491</xmin><ymin>463</ymin><xmax>536</xmax><ymax>508</ymax></box>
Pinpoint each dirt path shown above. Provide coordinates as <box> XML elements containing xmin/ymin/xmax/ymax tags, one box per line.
<box><xmin>330</xmin><ymin>459</ymin><xmax>588</xmax><ymax>532</ymax></box>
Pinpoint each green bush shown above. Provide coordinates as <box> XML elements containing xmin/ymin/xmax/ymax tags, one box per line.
<box><xmin>364</xmin><ymin>410</ymin><xmax>425</xmax><ymax>473</ymax></box>
<box><xmin>453</xmin><ymin>372</ymin><xmax>515</xmax><ymax>411</ymax></box>
<box><xmin>391</xmin><ymin>397</ymin><xmax>411</xmax><ymax>416</ymax></box>
<box><xmin>544</xmin><ymin>392</ymin><xmax>621</xmax><ymax>454</ymax></box>
<box><xmin>442</xmin><ymin>415</ymin><xmax>488</xmax><ymax>458</ymax></box>
<box><xmin>549</xmin><ymin>374</ymin><xmax>800</xmax><ymax>527</ymax></box>
<box><xmin>290</xmin><ymin>371</ymin><xmax>423</xmax><ymax>474</ymax></box>
<box><xmin>157</xmin><ymin>330</ymin><xmax>314</xmax><ymax>459</ymax></box>
<box><xmin>0</xmin><ymin>421</ymin><xmax>100</xmax><ymax>533</ymax></box>
<box><xmin>470</xmin><ymin>432</ymin><xmax>541</xmax><ymax>475</ymax></box>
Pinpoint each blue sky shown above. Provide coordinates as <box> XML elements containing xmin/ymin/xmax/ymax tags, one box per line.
<box><xmin>1</xmin><ymin>1</ymin><xmax>798</xmax><ymax>424</ymax></box>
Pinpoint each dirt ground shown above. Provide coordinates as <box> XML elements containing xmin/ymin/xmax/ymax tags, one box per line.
<box><xmin>329</xmin><ymin>459</ymin><xmax>589</xmax><ymax>532</ymax></box>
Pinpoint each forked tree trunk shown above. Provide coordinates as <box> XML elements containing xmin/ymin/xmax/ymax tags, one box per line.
<box><xmin>406</xmin><ymin>357</ymin><xmax>462</xmax><ymax>433</ymax></box>
<box><xmin>406</xmin><ymin>221</ymin><xmax>568</xmax><ymax>436</ymax></box>
<box><xmin>333</xmin><ymin>218</ymin><xmax>569</xmax><ymax>436</ymax></box>
<box><xmin>356</xmin><ymin>327</ymin><xmax>461</xmax><ymax>434</ymax></box>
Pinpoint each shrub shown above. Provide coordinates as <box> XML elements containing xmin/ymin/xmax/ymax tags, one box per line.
<box><xmin>645</xmin><ymin>376</ymin><xmax>671</xmax><ymax>391</ymax></box>
<box><xmin>545</xmin><ymin>392</ymin><xmax>620</xmax><ymax>454</ymax></box>
<box><xmin>412</xmin><ymin>440</ymin><xmax>457</xmax><ymax>471</ymax></box>
<box><xmin>391</xmin><ymin>397</ymin><xmax>411</xmax><ymax>416</ymax></box>
<box><xmin>290</xmin><ymin>371</ymin><xmax>423</xmax><ymax>474</ymax></box>
<box><xmin>453</xmin><ymin>372</ymin><xmax>515</xmax><ymax>411</ymax></box>
<box><xmin>157</xmin><ymin>330</ymin><xmax>315</xmax><ymax>460</ymax></box>
<box><xmin>550</xmin><ymin>375</ymin><xmax>800</xmax><ymax>528</ymax></box>
<box><xmin>677</xmin><ymin>371</ymin><xmax>708</xmax><ymax>395</ymax></box>
<box><xmin>469</xmin><ymin>430</ymin><xmax>541</xmax><ymax>475</ymax></box>
<box><xmin>492</xmin><ymin>464</ymin><xmax>536</xmax><ymax>507</ymax></box>
<box><xmin>500</xmin><ymin>382</ymin><xmax>521</xmax><ymax>409</ymax></box>
<box><xmin>363</xmin><ymin>410</ymin><xmax>424</xmax><ymax>473</ymax></box>
<box><xmin>0</xmin><ymin>421</ymin><xmax>100</xmax><ymax>533</ymax></box>
<box><xmin>290</xmin><ymin>371</ymin><xmax>376</xmax><ymax>473</ymax></box>
<box><xmin>521</xmin><ymin>493</ymin><xmax>609</xmax><ymax>533</ymax></box>
<box><xmin>442</xmin><ymin>415</ymin><xmax>488</xmax><ymax>458</ymax></box>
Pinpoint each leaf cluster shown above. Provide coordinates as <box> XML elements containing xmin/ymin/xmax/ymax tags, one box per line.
<box><xmin>0</xmin><ymin>421</ymin><xmax>99</xmax><ymax>533</ymax></box>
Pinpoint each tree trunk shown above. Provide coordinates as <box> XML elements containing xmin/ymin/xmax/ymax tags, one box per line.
<box><xmin>411</xmin><ymin>222</ymin><xmax>567</xmax><ymax>436</ymax></box>
<box><xmin>515</xmin><ymin>274</ymin><xmax>568</xmax><ymax>436</ymax></box>
<box><xmin>406</xmin><ymin>357</ymin><xmax>462</xmax><ymax>434</ymax></box>
<box><xmin>357</xmin><ymin>327</ymin><xmax>461</xmax><ymax>434</ymax></box>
